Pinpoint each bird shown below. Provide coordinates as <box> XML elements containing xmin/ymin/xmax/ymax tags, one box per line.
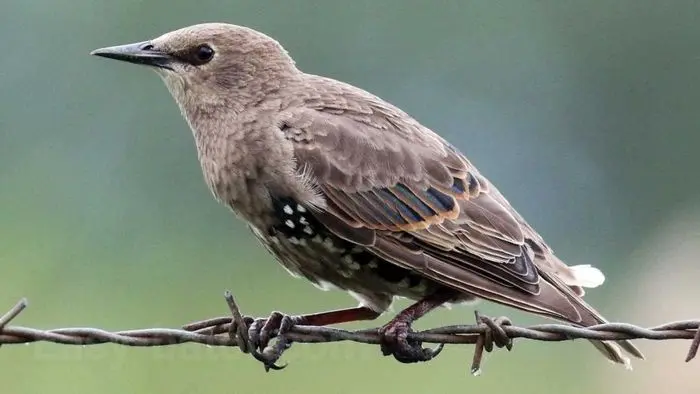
<box><xmin>91</xmin><ymin>22</ymin><xmax>643</xmax><ymax>368</ymax></box>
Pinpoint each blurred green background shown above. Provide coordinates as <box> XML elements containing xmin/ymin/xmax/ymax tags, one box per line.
<box><xmin>2</xmin><ymin>1</ymin><xmax>700</xmax><ymax>393</ymax></box>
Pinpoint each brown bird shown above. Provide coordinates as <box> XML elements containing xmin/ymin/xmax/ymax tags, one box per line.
<box><xmin>91</xmin><ymin>23</ymin><xmax>643</xmax><ymax>368</ymax></box>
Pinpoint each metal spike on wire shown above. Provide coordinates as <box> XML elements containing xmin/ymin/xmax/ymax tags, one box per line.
<box><xmin>0</xmin><ymin>292</ymin><xmax>698</xmax><ymax>374</ymax></box>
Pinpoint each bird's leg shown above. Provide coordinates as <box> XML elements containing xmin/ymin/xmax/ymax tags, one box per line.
<box><xmin>249</xmin><ymin>306</ymin><xmax>380</xmax><ymax>349</ymax></box>
<box><xmin>379</xmin><ymin>291</ymin><xmax>456</xmax><ymax>363</ymax></box>
<box><xmin>248</xmin><ymin>306</ymin><xmax>380</xmax><ymax>370</ymax></box>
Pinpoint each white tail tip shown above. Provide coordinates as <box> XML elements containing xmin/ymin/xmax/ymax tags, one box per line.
<box><xmin>569</xmin><ymin>264</ymin><xmax>606</xmax><ymax>288</ymax></box>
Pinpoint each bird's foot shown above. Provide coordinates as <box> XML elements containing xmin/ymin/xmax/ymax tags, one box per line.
<box><xmin>379</xmin><ymin>318</ymin><xmax>444</xmax><ymax>363</ymax></box>
<box><xmin>247</xmin><ymin>311</ymin><xmax>300</xmax><ymax>371</ymax></box>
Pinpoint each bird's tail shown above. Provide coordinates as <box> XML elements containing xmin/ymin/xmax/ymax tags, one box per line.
<box><xmin>537</xmin><ymin>270</ymin><xmax>644</xmax><ymax>367</ymax></box>
<box><xmin>579</xmin><ymin>311</ymin><xmax>644</xmax><ymax>368</ymax></box>
<box><xmin>589</xmin><ymin>339</ymin><xmax>639</xmax><ymax>368</ymax></box>
<box><xmin>385</xmin><ymin>239</ymin><xmax>645</xmax><ymax>366</ymax></box>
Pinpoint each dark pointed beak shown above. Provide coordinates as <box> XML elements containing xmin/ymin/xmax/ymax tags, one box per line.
<box><xmin>90</xmin><ymin>41</ymin><xmax>174</xmax><ymax>70</ymax></box>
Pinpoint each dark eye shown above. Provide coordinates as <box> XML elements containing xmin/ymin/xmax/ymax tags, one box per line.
<box><xmin>172</xmin><ymin>44</ymin><xmax>216</xmax><ymax>66</ymax></box>
<box><xmin>194</xmin><ymin>44</ymin><xmax>214</xmax><ymax>63</ymax></box>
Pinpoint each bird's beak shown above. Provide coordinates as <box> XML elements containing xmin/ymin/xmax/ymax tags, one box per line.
<box><xmin>90</xmin><ymin>41</ymin><xmax>174</xmax><ymax>70</ymax></box>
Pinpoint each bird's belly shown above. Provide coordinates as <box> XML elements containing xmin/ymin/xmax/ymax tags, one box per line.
<box><xmin>268</xmin><ymin>233</ymin><xmax>438</xmax><ymax>299</ymax></box>
<box><xmin>253</xmin><ymin>197</ymin><xmax>444</xmax><ymax>304</ymax></box>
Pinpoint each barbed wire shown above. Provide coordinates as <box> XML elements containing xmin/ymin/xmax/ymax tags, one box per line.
<box><xmin>0</xmin><ymin>292</ymin><xmax>698</xmax><ymax>374</ymax></box>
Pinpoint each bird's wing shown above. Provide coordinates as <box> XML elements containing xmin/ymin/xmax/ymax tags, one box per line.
<box><xmin>276</xmin><ymin>99</ymin><xmax>645</xmax><ymax>364</ymax></box>
<box><xmin>279</xmin><ymin>107</ymin><xmax>600</xmax><ymax>322</ymax></box>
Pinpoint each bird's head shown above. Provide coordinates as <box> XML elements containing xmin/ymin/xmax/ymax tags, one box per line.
<box><xmin>91</xmin><ymin>23</ymin><xmax>298</xmax><ymax>115</ymax></box>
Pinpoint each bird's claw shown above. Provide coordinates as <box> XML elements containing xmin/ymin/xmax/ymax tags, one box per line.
<box><xmin>379</xmin><ymin>320</ymin><xmax>444</xmax><ymax>363</ymax></box>
<box><xmin>247</xmin><ymin>311</ymin><xmax>298</xmax><ymax>371</ymax></box>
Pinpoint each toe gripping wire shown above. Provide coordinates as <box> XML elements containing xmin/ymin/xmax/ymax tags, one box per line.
<box><xmin>223</xmin><ymin>291</ymin><xmax>293</xmax><ymax>371</ymax></box>
<box><xmin>222</xmin><ymin>289</ymin><xmax>514</xmax><ymax>374</ymax></box>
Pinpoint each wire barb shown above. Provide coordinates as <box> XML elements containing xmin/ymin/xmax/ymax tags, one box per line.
<box><xmin>686</xmin><ymin>325</ymin><xmax>700</xmax><ymax>362</ymax></box>
<box><xmin>223</xmin><ymin>290</ymin><xmax>252</xmax><ymax>354</ymax></box>
<box><xmin>470</xmin><ymin>311</ymin><xmax>513</xmax><ymax>375</ymax></box>
<box><xmin>0</xmin><ymin>298</ymin><xmax>27</xmax><ymax>330</ymax></box>
<box><xmin>0</xmin><ymin>294</ymin><xmax>698</xmax><ymax>373</ymax></box>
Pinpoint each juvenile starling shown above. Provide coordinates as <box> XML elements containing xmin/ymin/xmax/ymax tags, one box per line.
<box><xmin>91</xmin><ymin>23</ymin><xmax>643</xmax><ymax>367</ymax></box>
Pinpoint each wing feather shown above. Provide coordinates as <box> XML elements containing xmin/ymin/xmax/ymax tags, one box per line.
<box><xmin>276</xmin><ymin>97</ymin><xmax>641</xmax><ymax>363</ymax></box>
<box><xmin>283</xmin><ymin>108</ymin><xmax>538</xmax><ymax>292</ymax></box>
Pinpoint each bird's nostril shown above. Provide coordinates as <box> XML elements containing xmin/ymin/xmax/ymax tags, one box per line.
<box><xmin>140</xmin><ymin>43</ymin><xmax>154</xmax><ymax>51</ymax></box>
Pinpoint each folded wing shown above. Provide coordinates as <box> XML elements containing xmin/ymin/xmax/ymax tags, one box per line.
<box><xmin>278</xmin><ymin>105</ymin><xmax>643</xmax><ymax>363</ymax></box>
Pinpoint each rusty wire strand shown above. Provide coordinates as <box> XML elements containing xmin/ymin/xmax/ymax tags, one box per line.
<box><xmin>0</xmin><ymin>293</ymin><xmax>698</xmax><ymax>373</ymax></box>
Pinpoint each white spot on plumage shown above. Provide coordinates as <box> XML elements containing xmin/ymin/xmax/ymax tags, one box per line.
<box><xmin>303</xmin><ymin>226</ymin><xmax>313</xmax><ymax>235</ymax></box>
<box><xmin>283</xmin><ymin>205</ymin><xmax>293</xmax><ymax>215</ymax></box>
<box><xmin>299</xmin><ymin>217</ymin><xmax>309</xmax><ymax>225</ymax></box>
<box><xmin>288</xmin><ymin>237</ymin><xmax>300</xmax><ymax>245</ymax></box>
<box><xmin>413</xmin><ymin>281</ymin><xmax>428</xmax><ymax>293</ymax></box>
<box><xmin>396</xmin><ymin>278</ymin><xmax>410</xmax><ymax>288</ymax></box>
<box><xmin>368</xmin><ymin>260</ymin><xmax>378</xmax><ymax>269</ymax></box>
<box><xmin>322</xmin><ymin>238</ymin><xmax>334</xmax><ymax>250</ymax></box>
<box><xmin>320</xmin><ymin>237</ymin><xmax>344</xmax><ymax>253</ymax></box>
<box><xmin>285</xmin><ymin>219</ymin><xmax>295</xmax><ymax>229</ymax></box>
<box><xmin>296</xmin><ymin>204</ymin><xmax>307</xmax><ymax>213</ymax></box>
<box><xmin>341</xmin><ymin>255</ymin><xmax>362</xmax><ymax>270</ymax></box>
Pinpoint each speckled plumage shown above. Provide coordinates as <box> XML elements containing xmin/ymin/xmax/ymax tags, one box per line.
<box><xmin>92</xmin><ymin>23</ymin><xmax>643</xmax><ymax>365</ymax></box>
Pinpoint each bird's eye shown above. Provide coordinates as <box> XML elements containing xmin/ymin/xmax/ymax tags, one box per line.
<box><xmin>171</xmin><ymin>44</ymin><xmax>215</xmax><ymax>66</ymax></box>
<box><xmin>194</xmin><ymin>44</ymin><xmax>214</xmax><ymax>63</ymax></box>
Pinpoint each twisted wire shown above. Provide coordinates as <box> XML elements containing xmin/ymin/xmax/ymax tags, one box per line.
<box><xmin>1</xmin><ymin>293</ymin><xmax>698</xmax><ymax>374</ymax></box>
